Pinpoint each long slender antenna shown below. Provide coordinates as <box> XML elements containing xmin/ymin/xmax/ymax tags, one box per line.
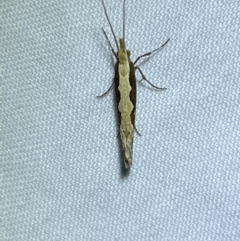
<box><xmin>101</xmin><ymin>0</ymin><xmax>119</xmax><ymax>51</ymax></box>
<box><xmin>123</xmin><ymin>0</ymin><xmax>126</xmax><ymax>45</ymax></box>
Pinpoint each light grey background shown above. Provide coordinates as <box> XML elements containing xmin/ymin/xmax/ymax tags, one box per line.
<box><xmin>1</xmin><ymin>0</ymin><xmax>240</xmax><ymax>240</ymax></box>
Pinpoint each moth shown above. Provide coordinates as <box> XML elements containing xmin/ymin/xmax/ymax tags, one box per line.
<box><xmin>99</xmin><ymin>0</ymin><xmax>170</xmax><ymax>169</ymax></box>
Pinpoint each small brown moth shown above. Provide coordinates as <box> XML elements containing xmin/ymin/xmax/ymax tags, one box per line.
<box><xmin>99</xmin><ymin>0</ymin><xmax>170</xmax><ymax>169</ymax></box>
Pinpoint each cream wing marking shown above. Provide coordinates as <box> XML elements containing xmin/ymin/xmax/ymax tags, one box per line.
<box><xmin>118</xmin><ymin>48</ymin><xmax>134</xmax><ymax>168</ymax></box>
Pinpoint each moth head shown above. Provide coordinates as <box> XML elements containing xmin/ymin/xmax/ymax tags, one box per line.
<box><xmin>118</xmin><ymin>38</ymin><xmax>131</xmax><ymax>63</ymax></box>
<box><xmin>119</xmin><ymin>38</ymin><xmax>126</xmax><ymax>50</ymax></box>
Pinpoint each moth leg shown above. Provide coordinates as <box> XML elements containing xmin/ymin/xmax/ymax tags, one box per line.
<box><xmin>134</xmin><ymin>38</ymin><xmax>170</xmax><ymax>65</ymax></box>
<box><xmin>136</xmin><ymin>67</ymin><xmax>166</xmax><ymax>90</ymax></box>
<box><xmin>102</xmin><ymin>28</ymin><xmax>118</xmax><ymax>60</ymax></box>
<box><xmin>97</xmin><ymin>80</ymin><xmax>115</xmax><ymax>98</ymax></box>
<box><xmin>134</xmin><ymin>125</ymin><xmax>141</xmax><ymax>136</ymax></box>
<box><xmin>117</xmin><ymin>126</ymin><xmax>140</xmax><ymax>137</ymax></box>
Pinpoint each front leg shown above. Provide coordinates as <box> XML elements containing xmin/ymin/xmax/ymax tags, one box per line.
<box><xmin>135</xmin><ymin>66</ymin><xmax>166</xmax><ymax>90</ymax></box>
<box><xmin>134</xmin><ymin>38</ymin><xmax>170</xmax><ymax>65</ymax></box>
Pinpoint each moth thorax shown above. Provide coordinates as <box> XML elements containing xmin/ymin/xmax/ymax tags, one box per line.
<box><xmin>118</xmin><ymin>49</ymin><xmax>128</xmax><ymax>63</ymax></box>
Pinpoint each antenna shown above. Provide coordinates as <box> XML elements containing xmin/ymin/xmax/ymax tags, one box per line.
<box><xmin>123</xmin><ymin>0</ymin><xmax>126</xmax><ymax>44</ymax></box>
<box><xmin>101</xmin><ymin>0</ymin><xmax>119</xmax><ymax>51</ymax></box>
